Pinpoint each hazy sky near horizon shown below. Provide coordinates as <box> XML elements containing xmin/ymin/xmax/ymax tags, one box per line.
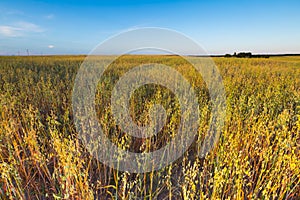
<box><xmin>0</xmin><ymin>0</ymin><xmax>300</xmax><ymax>55</ymax></box>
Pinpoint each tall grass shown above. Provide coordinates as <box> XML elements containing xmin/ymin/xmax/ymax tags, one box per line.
<box><xmin>0</xmin><ymin>55</ymin><xmax>299</xmax><ymax>199</ymax></box>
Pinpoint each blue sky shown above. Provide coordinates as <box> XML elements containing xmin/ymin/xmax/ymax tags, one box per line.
<box><xmin>0</xmin><ymin>0</ymin><xmax>300</xmax><ymax>55</ymax></box>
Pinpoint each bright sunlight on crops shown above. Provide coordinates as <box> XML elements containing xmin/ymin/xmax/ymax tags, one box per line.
<box><xmin>0</xmin><ymin>55</ymin><xmax>299</xmax><ymax>199</ymax></box>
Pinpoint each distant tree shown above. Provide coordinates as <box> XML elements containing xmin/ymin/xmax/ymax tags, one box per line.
<box><xmin>231</xmin><ymin>52</ymin><xmax>269</xmax><ymax>58</ymax></box>
<box><xmin>225</xmin><ymin>54</ymin><xmax>232</xmax><ymax>57</ymax></box>
<box><xmin>235</xmin><ymin>52</ymin><xmax>252</xmax><ymax>58</ymax></box>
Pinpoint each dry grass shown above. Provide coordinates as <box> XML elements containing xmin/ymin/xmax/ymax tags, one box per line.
<box><xmin>0</xmin><ymin>55</ymin><xmax>299</xmax><ymax>199</ymax></box>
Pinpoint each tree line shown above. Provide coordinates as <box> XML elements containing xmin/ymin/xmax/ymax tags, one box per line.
<box><xmin>225</xmin><ymin>52</ymin><xmax>270</xmax><ymax>58</ymax></box>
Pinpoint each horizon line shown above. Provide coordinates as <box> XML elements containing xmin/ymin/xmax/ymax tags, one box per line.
<box><xmin>1</xmin><ymin>53</ymin><xmax>300</xmax><ymax>57</ymax></box>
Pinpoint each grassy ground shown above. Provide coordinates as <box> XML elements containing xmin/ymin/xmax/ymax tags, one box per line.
<box><xmin>0</xmin><ymin>55</ymin><xmax>299</xmax><ymax>199</ymax></box>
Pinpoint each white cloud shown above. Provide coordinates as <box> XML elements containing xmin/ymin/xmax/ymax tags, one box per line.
<box><xmin>16</xmin><ymin>21</ymin><xmax>44</xmax><ymax>32</ymax></box>
<box><xmin>0</xmin><ymin>26</ymin><xmax>23</xmax><ymax>37</ymax></box>
<box><xmin>0</xmin><ymin>21</ymin><xmax>44</xmax><ymax>37</ymax></box>
<box><xmin>48</xmin><ymin>45</ymin><xmax>54</xmax><ymax>49</ymax></box>
<box><xmin>45</xmin><ymin>14</ymin><xmax>55</xmax><ymax>19</ymax></box>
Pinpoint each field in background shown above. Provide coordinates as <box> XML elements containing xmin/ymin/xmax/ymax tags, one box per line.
<box><xmin>0</xmin><ymin>55</ymin><xmax>299</xmax><ymax>199</ymax></box>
